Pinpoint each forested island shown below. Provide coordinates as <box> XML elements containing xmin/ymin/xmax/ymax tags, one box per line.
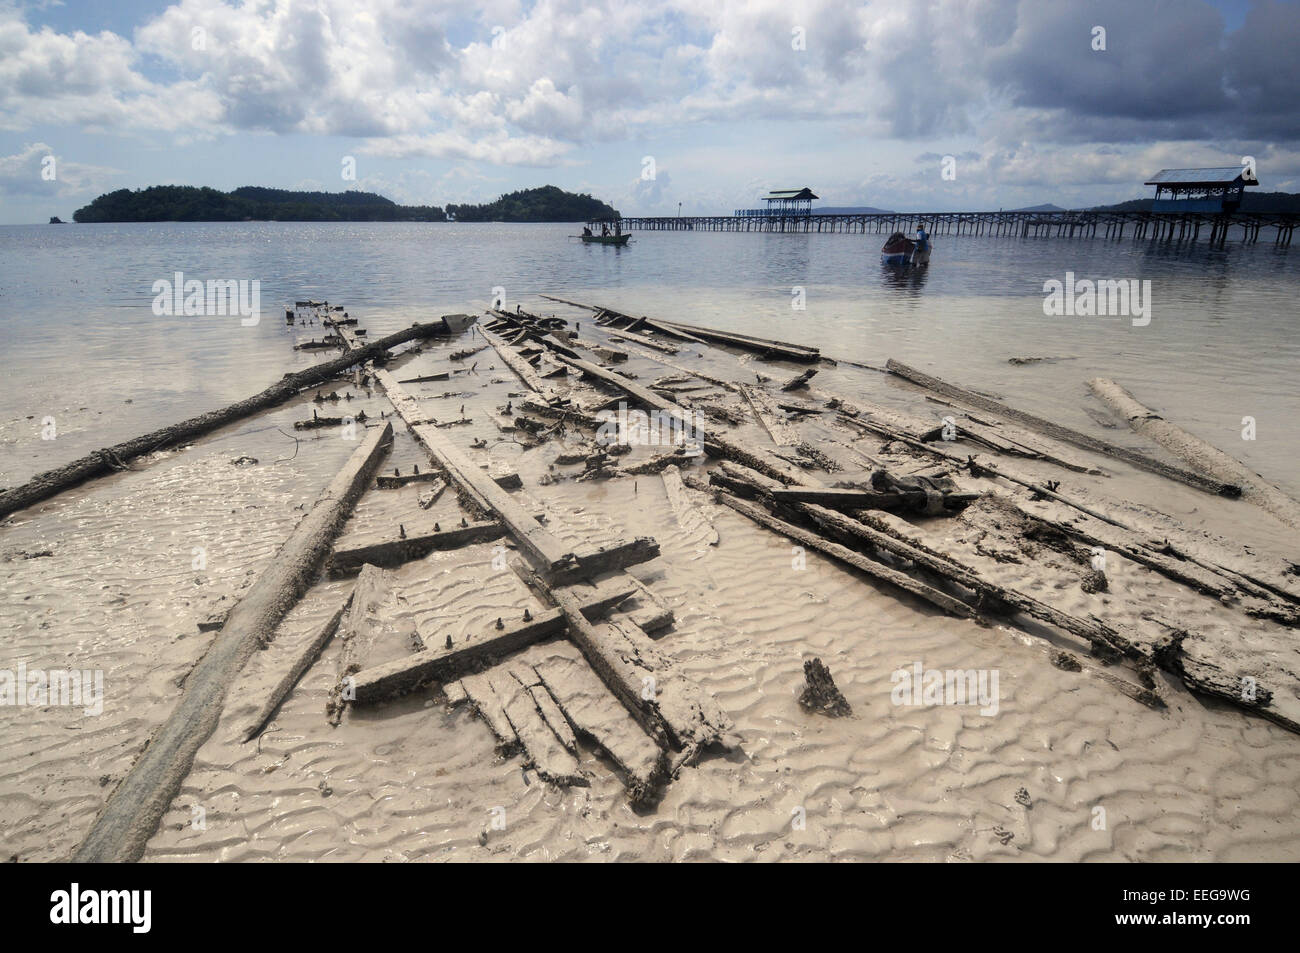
<box><xmin>71</xmin><ymin>184</ymin><xmax>618</xmax><ymax>223</ymax></box>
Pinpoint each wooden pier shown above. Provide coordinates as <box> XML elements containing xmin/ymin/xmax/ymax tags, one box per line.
<box><xmin>611</xmin><ymin>210</ymin><xmax>1298</xmax><ymax>245</ymax></box>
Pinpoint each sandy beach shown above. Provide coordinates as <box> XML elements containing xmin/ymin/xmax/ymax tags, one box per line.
<box><xmin>3</xmin><ymin>296</ymin><xmax>1297</xmax><ymax>864</ymax></box>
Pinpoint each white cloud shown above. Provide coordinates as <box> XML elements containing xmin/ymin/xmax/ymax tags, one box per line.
<box><xmin>0</xmin><ymin>0</ymin><xmax>1297</xmax><ymax>191</ymax></box>
<box><xmin>0</xmin><ymin>141</ymin><xmax>120</xmax><ymax>197</ymax></box>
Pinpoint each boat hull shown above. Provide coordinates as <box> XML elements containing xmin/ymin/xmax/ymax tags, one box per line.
<box><xmin>581</xmin><ymin>234</ymin><xmax>631</xmax><ymax>245</ymax></box>
<box><xmin>880</xmin><ymin>232</ymin><xmax>930</xmax><ymax>268</ymax></box>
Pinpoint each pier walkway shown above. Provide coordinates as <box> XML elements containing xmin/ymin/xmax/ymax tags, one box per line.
<box><xmin>612</xmin><ymin>210</ymin><xmax>1298</xmax><ymax>245</ymax></box>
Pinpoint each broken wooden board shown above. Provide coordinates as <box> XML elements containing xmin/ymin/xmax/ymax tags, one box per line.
<box><xmin>662</xmin><ymin>464</ymin><xmax>719</xmax><ymax>550</ymax></box>
<box><xmin>711</xmin><ymin>489</ymin><xmax>977</xmax><ymax>620</ymax></box>
<box><xmin>531</xmin><ymin>643</ymin><xmax>667</xmax><ymax>803</ymax></box>
<box><xmin>603</xmin><ymin>327</ymin><xmax>680</xmax><ymax>354</ymax></box>
<box><xmin>769</xmin><ymin>486</ymin><xmax>982</xmax><ymax>512</ymax></box>
<box><xmin>336</xmin><ymin>565</ymin><xmax>394</xmax><ymax>679</ymax></box>
<box><xmin>460</xmin><ymin>672</ymin><xmax>518</xmax><ymax>751</ymax></box>
<box><xmin>886</xmin><ymin>359</ymin><xmax>1240</xmax><ymax>497</ymax></box>
<box><xmin>560</xmin><ymin>297</ymin><xmax>820</xmax><ymax>362</ymax></box>
<box><xmin>524</xmin><ymin>679</ymin><xmax>579</xmax><ymax>754</ymax></box>
<box><xmin>376</xmin><ymin>470</ymin><xmax>443</xmax><ymax>489</ymax></box>
<box><xmin>480</xmin><ymin>326</ymin><xmax>563</xmax><ymax>402</ymax></box>
<box><xmin>241</xmin><ymin>596</ymin><xmax>351</xmax><ymax>742</ymax></box>
<box><xmin>486</xmin><ymin>668</ymin><xmax>587</xmax><ymax>786</ymax></box>
<box><xmin>739</xmin><ymin>383</ymin><xmax>801</xmax><ymax>446</ymax></box>
<box><xmin>548</xmin><ymin>536</ymin><xmax>661</xmax><ymax>585</ymax></box>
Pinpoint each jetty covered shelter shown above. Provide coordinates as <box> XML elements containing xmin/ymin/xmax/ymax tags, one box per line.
<box><xmin>736</xmin><ymin>187</ymin><xmax>819</xmax><ymax>218</ymax></box>
<box><xmin>1145</xmin><ymin>168</ymin><xmax>1258</xmax><ymax>213</ymax></box>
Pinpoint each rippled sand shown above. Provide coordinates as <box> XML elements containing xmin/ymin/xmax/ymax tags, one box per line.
<box><xmin>3</xmin><ymin>331</ymin><xmax>1298</xmax><ymax>863</ymax></box>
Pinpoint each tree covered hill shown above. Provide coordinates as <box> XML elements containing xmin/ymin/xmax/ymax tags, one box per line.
<box><xmin>72</xmin><ymin>184</ymin><xmax>618</xmax><ymax>223</ymax></box>
<box><xmin>72</xmin><ymin>185</ymin><xmax>443</xmax><ymax>222</ymax></box>
<box><xmin>448</xmin><ymin>185</ymin><xmax>618</xmax><ymax>222</ymax></box>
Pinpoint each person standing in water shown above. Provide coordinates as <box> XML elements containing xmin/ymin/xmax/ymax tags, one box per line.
<box><xmin>915</xmin><ymin>224</ymin><xmax>929</xmax><ymax>252</ymax></box>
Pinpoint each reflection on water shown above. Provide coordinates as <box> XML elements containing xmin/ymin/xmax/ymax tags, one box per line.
<box><xmin>0</xmin><ymin>221</ymin><xmax>1296</xmax><ymax>491</ymax></box>
<box><xmin>881</xmin><ymin>263</ymin><xmax>930</xmax><ymax>295</ymax></box>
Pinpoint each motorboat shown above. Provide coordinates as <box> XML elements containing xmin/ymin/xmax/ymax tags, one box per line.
<box><xmin>881</xmin><ymin>231</ymin><xmax>931</xmax><ymax>267</ymax></box>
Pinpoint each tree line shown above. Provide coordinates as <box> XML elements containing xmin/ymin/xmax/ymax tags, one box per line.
<box><xmin>72</xmin><ymin>184</ymin><xmax>618</xmax><ymax>223</ymax></box>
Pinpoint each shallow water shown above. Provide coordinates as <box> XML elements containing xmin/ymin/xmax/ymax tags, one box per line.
<box><xmin>1</xmin><ymin>221</ymin><xmax>1297</xmax><ymax>491</ymax></box>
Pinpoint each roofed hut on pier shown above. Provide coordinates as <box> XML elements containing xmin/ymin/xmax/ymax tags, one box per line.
<box><xmin>1145</xmin><ymin>167</ymin><xmax>1258</xmax><ymax>213</ymax></box>
<box><xmin>736</xmin><ymin>187</ymin><xmax>819</xmax><ymax>218</ymax></box>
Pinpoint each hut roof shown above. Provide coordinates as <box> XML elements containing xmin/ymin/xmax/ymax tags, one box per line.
<box><xmin>1145</xmin><ymin>168</ymin><xmax>1258</xmax><ymax>187</ymax></box>
<box><xmin>762</xmin><ymin>188</ymin><xmax>819</xmax><ymax>201</ymax></box>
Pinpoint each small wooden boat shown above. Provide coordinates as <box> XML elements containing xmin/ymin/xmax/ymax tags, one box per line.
<box><xmin>581</xmin><ymin>233</ymin><xmax>631</xmax><ymax>245</ymax></box>
<box><xmin>881</xmin><ymin>231</ymin><xmax>931</xmax><ymax>268</ymax></box>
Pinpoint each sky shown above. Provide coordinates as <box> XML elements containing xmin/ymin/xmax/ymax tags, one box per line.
<box><xmin>1</xmin><ymin>0</ymin><xmax>1297</xmax><ymax>223</ymax></box>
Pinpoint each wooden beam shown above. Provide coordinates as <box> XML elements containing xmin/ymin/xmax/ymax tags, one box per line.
<box><xmin>480</xmin><ymin>326</ymin><xmax>563</xmax><ymax>401</ymax></box>
<box><xmin>0</xmin><ymin>324</ymin><xmax>437</xmax><ymax>520</ymax></box>
<box><xmin>740</xmin><ymin>383</ymin><xmax>800</xmax><ymax>446</ymax></box>
<box><xmin>74</xmin><ymin>421</ymin><xmax>393</xmax><ymax>862</ymax></box>
<box><xmin>770</xmin><ymin>486</ymin><xmax>982</xmax><ymax>511</ymax></box>
<box><xmin>241</xmin><ymin>596</ymin><xmax>351</xmax><ymax>742</ymax></box>
<box><xmin>711</xmin><ymin>489</ymin><xmax>977</xmax><ymax>618</ymax></box>
<box><xmin>885</xmin><ymin>359</ymin><xmax>1241</xmax><ymax>497</ymax></box>
<box><xmin>327</xmin><ymin>520</ymin><xmax>504</xmax><ymax>576</ymax></box>
<box><xmin>375</xmin><ymin>367</ymin><xmax>579</xmax><ymax>573</ymax></box>
<box><xmin>1089</xmin><ymin>377</ymin><xmax>1300</xmax><ymax>529</ymax></box>
<box><xmin>350</xmin><ymin>581</ymin><xmax>639</xmax><ymax>703</ymax></box>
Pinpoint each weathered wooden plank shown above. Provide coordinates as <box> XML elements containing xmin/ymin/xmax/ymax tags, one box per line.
<box><xmin>241</xmin><ymin>596</ymin><xmax>351</xmax><ymax>742</ymax></box>
<box><xmin>351</xmin><ymin>583</ymin><xmax>640</xmax><ymax>703</ymax></box>
<box><xmin>460</xmin><ymin>672</ymin><xmax>518</xmax><ymax>750</ymax></box>
<box><xmin>353</xmin><ymin>610</ymin><xmax>564</xmax><ymax>704</ymax></box>
<box><xmin>711</xmin><ymin>489</ymin><xmax>978</xmax><ymax>619</ymax></box>
<box><xmin>74</xmin><ymin>421</ymin><xmax>394</xmax><ymax>863</ymax></box>
<box><xmin>524</xmin><ymin>679</ymin><xmax>580</xmax><ymax>754</ymax></box>
<box><xmin>532</xmin><ymin>649</ymin><xmax>666</xmax><ymax>804</ymax></box>
<box><xmin>740</xmin><ymin>383</ymin><xmax>801</xmax><ymax>446</ymax></box>
<box><xmin>769</xmin><ymin>486</ymin><xmax>982</xmax><ymax>511</ymax></box>
<box><xmin>487</xmin><ymin>669</ymin><xmax>587</xmax><ymax>786</ymax></box>
<box><xmin>603</xmin><ymin>327</ymin><xmax>680</xmax><ymax>353</ymax></box>
<box><xmin>376</xmin><ymin>470</ymin><xmax>443</xmax><ymax>489</ymax></box>
<box><xmin>886</xmin><ymin>359</ymin><xmax>1239</xmax><ymax>496</ymax></box>
<box><xmin>336</xmin><ymin>564</ymin><xmax>393</xmax><ymax>678</ymax></box>
<box><xmin>327</xmin><ymin>520</ymin><xmax>504</xmax><ymax>576</ymax></box>
<box><xmin>548</xmin><ymin>537</ymin><xmax>661</xmax><ymax>584</ymax></box>
<box><xmin>662</xmin><ymin>464</ymin><xmax>719</xmax><ymax>550</ymax></box>
<box><xmin>480</xmin><ymin>326</ymin><xmax>562</xmax><ymax>401</ymax></box>
<box><xmin>1089</xmin><ymin>377</ymin><xmax>1300</xmax><ymax>529</ymax></box>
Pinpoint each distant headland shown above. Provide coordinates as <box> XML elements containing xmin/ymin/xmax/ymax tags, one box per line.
<box><xmin>70</xmin><ymin>184</ymin><xmax>619</xmax><ymax>224</ymax></box>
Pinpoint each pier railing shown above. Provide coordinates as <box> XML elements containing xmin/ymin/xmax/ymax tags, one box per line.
<box><xmin>611</xmin><ymin>210</ymin><xmax>1298</xmax><ymax>244</ymax></box>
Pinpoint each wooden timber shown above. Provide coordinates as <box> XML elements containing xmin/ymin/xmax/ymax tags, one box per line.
<box><xmin>1088</xmin><ymin>377</ymin><xmax>1300</xmax><ymax>530</ymax></box>
<box><xmin>885</xmin><ymin>359</ymin><xmax>1241</xmax><ymax>497</ymax></box>
<box><xmin>349</xmin><ymin>580</ymin><xmax>642</xmax><ymax>703</ymax></box>
<box><xmin>74</xmin><ymin>421</ymin><xmax>394</xmax><ymax>863</ymax></box>
<box><xmin>327</xmin><ymin>520</ymin><xmax>505</xmax><ymax>576</ymax></box>
<box><xmin>0</xmin><ymin>323</ymin><xmax>441</xmax><ymax>520</ymax></box>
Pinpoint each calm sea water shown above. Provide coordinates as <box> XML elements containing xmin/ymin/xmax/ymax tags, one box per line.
<box><xmin>1</xmin><ymin>221</ymin><xmax>1296</xmax><ymax>491</ymax></box>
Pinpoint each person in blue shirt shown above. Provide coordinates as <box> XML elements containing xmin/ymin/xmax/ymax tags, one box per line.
<box><xmin>915</xmin><ymin>225</ymin><xmax>929</xmax><ymax>252</ymax></box>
